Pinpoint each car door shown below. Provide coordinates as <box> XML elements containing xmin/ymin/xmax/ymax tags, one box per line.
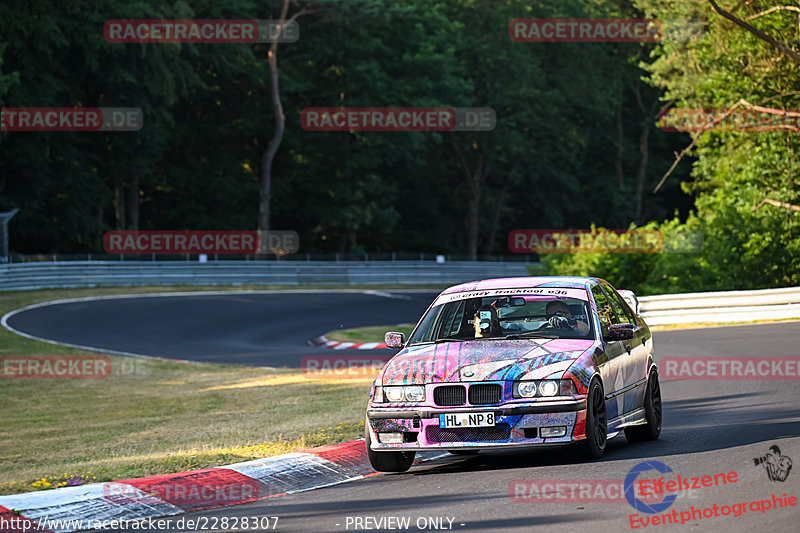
<box><xmin>589</xmin><ymin>283</ymin><xmax>626</xmax><ymax>421</ymax></box>
<box><xmin>603</xmin><ymin>283</ymin><xmax>649</xmax><ymax>415</ymax></box>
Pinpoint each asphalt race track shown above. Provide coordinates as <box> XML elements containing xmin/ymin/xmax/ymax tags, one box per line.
<box><xmin>5</xmin><ymin>293</ymin><xmax>800</xmax><ymax>531</ymax></box>
<box><xmin>94</xmin><ymin>321</ymin><xmax>798</xmax><ymax>533</ymax></box>
<box><xmin>2</xmin><ymin>291</ymin><xmax>438</xmax><ymax>366</ymax></box>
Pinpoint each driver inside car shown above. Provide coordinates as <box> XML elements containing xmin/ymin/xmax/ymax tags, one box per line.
<box><xmin>545</xmin><ymin>300</ymin><xmax>590</xmax><ymax>335</ymax></box>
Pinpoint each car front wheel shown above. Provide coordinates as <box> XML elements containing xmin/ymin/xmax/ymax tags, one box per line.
<box><xmin>365</xmin><ymin>421</ymin><xmax>415</xmax><ymax>473</ymax></box>
<box><xmin>580</xmin><ymin>379</ymin><xmax>607</xmax><ymax>459</ymax></box>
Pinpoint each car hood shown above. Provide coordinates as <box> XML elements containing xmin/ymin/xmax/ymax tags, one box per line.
<box><xmin>380</xmin><ymin>338</ymin><xmax>596</xmax><ymax>385</ymax></box>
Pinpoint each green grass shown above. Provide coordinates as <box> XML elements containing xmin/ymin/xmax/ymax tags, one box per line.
<box><xmin>326</xmin><ymin>324</ymin><xmax>416</xmax><ymax>343</ymax></box>
<box><xmin>0</xmin><ymin>287</ymin><xmax>383</xmax><ymax>495</ymax></box>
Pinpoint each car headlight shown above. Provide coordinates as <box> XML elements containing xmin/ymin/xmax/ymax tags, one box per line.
<box><xmin>382</xmin><ymin>385</ymin><xmax>425</xmax><ymax>403</ymax></box>
<box><xmin>517</xmin><ymin>381</ymin><xmax>537</xmax><ymax>398</ymax></box>
<box><xmin>538</xmin><ymin>380</ymin><xmax>558</xmax><ymax>397</ymax></box>
<box><xmin>384</xmin><ymin>386</ymin><xmax>405</xmax><ymax>402</ymax></box>
<box><xmin>404</xmin><ymin>385</ymin><xmax>425</xmax><ymax>402</ymax></box>
<box><xmin>513</xmin><ymin>379</ymin><xmax>577</xmax><ymax>398</ymax></box>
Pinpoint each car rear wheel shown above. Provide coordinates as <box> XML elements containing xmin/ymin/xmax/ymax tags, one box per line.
<box><xmin>624</xmin><ymin>370</ymin><xmax>662</xmax><ymax>442</ymax></box>
<box><xmin>580</xmin><ymin>379</ymin><xmax>607</xmax><ymax>459</ymax></box>
<box><xmin>365</xmin><ymin>422</ymin><xmax>415</xmax><ymax>473</ymax></box>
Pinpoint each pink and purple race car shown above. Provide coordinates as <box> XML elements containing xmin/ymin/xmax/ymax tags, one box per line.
<box><xmin>365</xmin><ymin>276</ymin><xmax>661</xmax><ymax>472</ymax></box>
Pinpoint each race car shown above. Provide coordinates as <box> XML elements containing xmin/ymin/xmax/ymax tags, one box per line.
<box><xmin>365</xmin><ymin>276</ymin><xmax>661</xmax><ymax>472</ymax></box>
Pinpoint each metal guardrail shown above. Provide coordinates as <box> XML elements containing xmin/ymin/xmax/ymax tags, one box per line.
<box><xmin>1</xmin><ymin>262</ymin><xmax>797</xmax><ymax>326</ymax></box>
<box><xmin>638</xmin><ymin>286</ymin><xmax>800</xmax><ymax>325</ymax></box>
<box><xmin>0</xmin><ymin>260</ymin><xmax>532</xmax><ymax>291</ymax></box>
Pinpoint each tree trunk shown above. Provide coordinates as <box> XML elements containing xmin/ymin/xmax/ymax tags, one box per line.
<box><xmin>634</xmin><ymin>125</ymin><xmax>650</xmax><ymax>224</ymax></box>
<box><xmin>484</xmin><ymin>181</ymin><xmax>509</xmax><ymax>256</ymax></box>
<box><xmin>614</xmin><ymin>102</ymin><xmax>624</xmax><ymax>188</ymax></box>
<box><xmin>451</xmin><ymin>135</ymin><xmax>488</xmax><ymax>260</ymax></box>
<box><xmin>632</xmin><ymin>81</ymin><xmax>661</xmax><ymax>224</ymax></box>
<box><xmin>126</xmin><ymin>174</ymin><xmax>139</xmax><ymax>230</ymax></box>
<box><xmin>114</xmin><ymin>178</ymin><xmax>126</xmax><ymax>230</ymax></box>
<box><xmin>258</xmin><ymin>0</ymin><xmax>291</xmax><ymax>245</ymax></box>
<box><xmin>484</xmin><ymin>159</ymin><xmax>519</xmax><ymax>255</ymax></box>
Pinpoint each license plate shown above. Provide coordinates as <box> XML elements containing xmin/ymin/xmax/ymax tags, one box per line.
<box><xmin>439</xmin><ymin>412</ymin><xmax>495</xmax><ymax>428</ymax></box>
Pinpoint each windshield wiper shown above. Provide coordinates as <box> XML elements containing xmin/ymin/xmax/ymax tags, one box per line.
<box><xmin>433</xmin><ymin>337</ymin><xmax>468</xmax><ymax>343</ymax></box>
<box><xmin>504</xmin><ymin>332</ymin><xmax>572</xmax><ymax>339</ymax></box>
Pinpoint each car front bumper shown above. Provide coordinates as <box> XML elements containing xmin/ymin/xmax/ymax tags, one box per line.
<box><xmin>366</xmin><ymin>399</ymin><xmax>588</xmax><ymax>451</ymax></box>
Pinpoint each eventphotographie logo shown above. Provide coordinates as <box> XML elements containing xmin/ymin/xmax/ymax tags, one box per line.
<box><xmin>754</xmin><ymin>445</ymin><xmax>793</xmax><ymax>482</ymax></box>
<box><xmin>625</xmin><ymin>461</ymin><xmax>679</xmax><ymax>514</ymax></box>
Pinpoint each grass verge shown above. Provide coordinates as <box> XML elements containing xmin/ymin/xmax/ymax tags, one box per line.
<box><xmin>325</xmin><ymin>324</ymin><xmax>416</xmax><ymax>343</ymax></box>
<box><xmin>0</xmin><ymin>287</ymin><xmax>379</xmax><ymax>495</ymax></box>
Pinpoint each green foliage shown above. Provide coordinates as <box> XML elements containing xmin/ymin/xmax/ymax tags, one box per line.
<box><xmin>1</xmin><ymin>0</ymin><xmax>795</xmax><ymax>294</ymax></box>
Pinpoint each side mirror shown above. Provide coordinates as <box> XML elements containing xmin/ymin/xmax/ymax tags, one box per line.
<box><xmin>384</xmin><ymin>331</ymin><xmax>405</xmax><ymax>349</ymax></box>
<box><xmin>606</xmin><ymin>323</ymin><xmax>635</xmax><ymax>341</ymax></box>
<box><xmin>617</xmin><ymin>289</ymin><xmax>639</xmax><ymax>314</ymax></box>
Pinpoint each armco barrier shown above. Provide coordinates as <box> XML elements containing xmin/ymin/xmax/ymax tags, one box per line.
<box><xmin>638</xmin><ymin>286</ymin><xmax>800</xmax><ymax>326</ymax></box>
<box><xmin>1</xmin><ymin>263</ymin><xmax>797</xmax><ymax>326</ymax></box>
<box><xmin>0</xmin><ymin>260</ymin><xmax>531</xmax><ymax>291</ymax></box>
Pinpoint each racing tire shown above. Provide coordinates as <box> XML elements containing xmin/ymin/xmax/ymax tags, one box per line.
<box><xmin>579</xmin><ymin>379</ymin><xmax>607</xmax><ymax>460</ymax></box>
<box><xmin>365</xmin><ymin>422</ymin><xmax>415</xmax><ymax>473</ymax></box>
<box><xmin>624</xmin><ymin>370</ymin><xmax>662</xmax><ymax>442</ymax></box>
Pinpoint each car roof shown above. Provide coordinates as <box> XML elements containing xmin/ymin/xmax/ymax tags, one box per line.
<box><xmin>441</xmin><ymin>276</ymin><xmax>602</xmax><ymax>294</ymax></box>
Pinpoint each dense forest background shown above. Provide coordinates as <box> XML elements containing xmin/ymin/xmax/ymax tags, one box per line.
<box><xmin>0</xmin><ymin>0</ymin><xmax>797</xmax><ymax>293</ymax></box>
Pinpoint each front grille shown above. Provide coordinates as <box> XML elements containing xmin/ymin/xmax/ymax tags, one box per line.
<box><xmin>468</xmin><ymin>384</ymin><xmax>502</xmax><ymax>405</ymax></box>
<box><xmin>426</xmin><ymin>423</ymin><xmax>512</xmax><ymax>443</ymax></box>
<box><xmin>434</xmin><ymin>385</ymin><xmax>466</xmax><ymax>406</ymax></box>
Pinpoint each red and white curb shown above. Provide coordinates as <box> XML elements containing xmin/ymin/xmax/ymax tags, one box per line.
<box><xmin>309</xmin><ymin>335</ymin><xmax>388</xmax><ymax>350</ymax></box>
<box><xmin>0</xmin><ymin>441</ymin><xmax>447</xmax><ymax>533</ymax></box>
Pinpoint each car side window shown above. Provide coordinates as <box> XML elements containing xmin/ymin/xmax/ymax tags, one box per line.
<box><xmin>604</xmin><ymin>284</ymin><xmax>637</xmax><ymax>326</ymax></box>
<box><xmin>436</xmin><ymin>300</ymin><xmax>465</xmax><ymax>338</ymax></box>
<box><xmin>590</xmin><ymin>285</ymin><xmax>612</xmax><ymax>338</ymax></box>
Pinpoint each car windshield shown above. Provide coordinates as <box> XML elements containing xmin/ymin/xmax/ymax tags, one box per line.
<box><xmin>407</xmin><ymin>293</ymin><xmax>594</xmax><ymax>345</ymax></box>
